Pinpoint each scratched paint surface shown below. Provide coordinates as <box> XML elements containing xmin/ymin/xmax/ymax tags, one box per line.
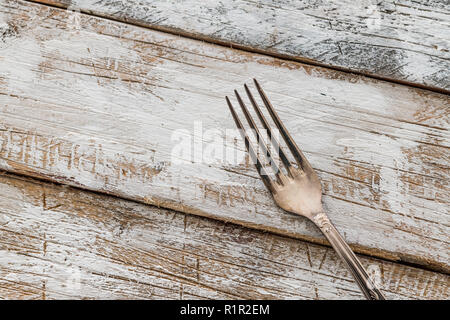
<box><xmin>0</xmin><ymin>1</ymin><xmax>449</xmax><ymax>272</ymax></box>
<box><xmin>30</xmin><ymin>0</ymin><xmax>450</xmax><ymax>92</ymax></box>
<box><xmin>0</xmin><ymin>173</ymin><xmax>448</xmax><ymax>299</ymax></box>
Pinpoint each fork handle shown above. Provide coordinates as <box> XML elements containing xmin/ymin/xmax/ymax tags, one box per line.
<box><xmin>313</xmin><ymin>212</ymin><xmax>386</xmax><ymax>300</ymax></box>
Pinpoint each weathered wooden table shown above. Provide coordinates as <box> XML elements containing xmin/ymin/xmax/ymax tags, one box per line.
<box><xmin>0</xmin><ymin>0</ymin><xmax>448</xmax><ymax>299</ymax></box>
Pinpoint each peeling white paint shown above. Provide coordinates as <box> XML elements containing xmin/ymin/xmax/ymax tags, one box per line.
<box><xmin>0</xmin><ymin>1</ymin><xmax>448</xmax><ymax>271</ymax></box>
<box><xmin>0</xmin><ymin>175</ymin><xmax>448</xmax><ymax>299</ymax></box>
<box><xmin>55</xmin><ymin>0</ymin><xmax>450</xmax><ymax>91</ymax></box>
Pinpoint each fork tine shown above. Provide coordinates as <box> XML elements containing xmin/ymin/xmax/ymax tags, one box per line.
<box><xmin>253</xmin><ymin>79</ymin><xmax>314</xmax><ymax>174</ymax></box>
<box><xmin>226</xmin><ymin>96</ymin><xmax>277</xmax><ymax>193</ymax></box>
<box><xmin>244</xmin><ymin>84</ymin><xmax>294</xmax><ymax>178</ymax></box>
<box><xmin>234</xmin><ymin>90</ymin><xmax>285</xmax><ymax>184</ymax></box>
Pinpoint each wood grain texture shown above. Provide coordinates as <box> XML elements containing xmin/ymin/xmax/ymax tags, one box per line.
<box><xmin>0</xmin><ymin>1</ymin><xmax>449</xmax><ymax>272</ymax></box>
<box><xmin>0</xmin><ymin>172</ymin><xmax>449</xmax><ymax>300</ymax></box>
<box><xmin>28</xmin><ymin>0</ymin><xmax>450</xmax><ymax>92</ymax></box>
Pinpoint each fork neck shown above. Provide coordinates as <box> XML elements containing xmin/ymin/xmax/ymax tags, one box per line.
<box><xmin>311</xmin><ymin>211</ymin><xmax>386</xmax><ymax>300</ymax></box>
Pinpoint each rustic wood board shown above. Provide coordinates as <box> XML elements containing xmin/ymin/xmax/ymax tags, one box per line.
<box><xmin>1</xmin><ymin>172</ymin><xmax>449</xmax><ymax>299</ymax></box>
<box><xmin>29</xmin><ymin>0</ymin><xmax>450</xmax><ymax>92</ymax></box>
<box><xmin>0</xmin><ymin>1</ymin><xmax>449</xmax><ymax>272</ymax></box>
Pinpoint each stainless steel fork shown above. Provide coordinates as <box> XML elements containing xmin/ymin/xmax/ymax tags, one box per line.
<box><xmin>225</xmin><ymin>79</ymin><xmax>386</xmax><ymax>300</ymax></box>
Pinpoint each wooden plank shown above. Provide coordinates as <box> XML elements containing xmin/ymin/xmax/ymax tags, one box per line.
<box><xmin>0</xmin><ymin>0</ymin><xmax>449</xmax><ymax>272</ymax></box>
<box><xmin>0</xmin><ymin>172</ymin><xmax>449</xmax><ymax>300</ymax></box>
<box><xmin>28</xmin><ymin>0</ymin><xmax>450</xmax><ymax>92</ymax></box>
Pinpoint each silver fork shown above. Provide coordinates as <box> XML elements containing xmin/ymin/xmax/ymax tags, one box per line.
<box><xmin>225</xmin><ymin>79</ymin><xmax>386</xmax><ymax>300</ymax></box>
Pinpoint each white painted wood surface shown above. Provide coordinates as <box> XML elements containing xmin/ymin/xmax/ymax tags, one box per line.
<box><xmin>0</xmin><ymin>0</ymin><xmax>449</xmax><ymax>274</ymax></box>
<box><xmin>0</xmin><ymin>173</ymin><xmax>448</xmax><ymax>299</ymax></box>
<box><xmin>29</xmin><ymin>0</ymin><xmax>450</xmax><ymax>92</ymax></box>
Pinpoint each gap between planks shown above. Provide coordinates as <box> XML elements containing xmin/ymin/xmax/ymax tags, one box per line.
<box><xmin>0</xmin><ymin>170</ymin><xmax>448</xmax><ymax>299</ymax></box>
<box><xmin>26</xmin><ymin>0</ymin><xmax>450</xmax><ymax>95</ymax></box>
<box><xmin>0</xmin><ymin>0</ymin><xmax>448</xmax><ymax>274</ymax></box>
<box><xmin>3</xmin><ymin>168</ymin><xmax>448</xmax><ymax>280</ymax></box>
